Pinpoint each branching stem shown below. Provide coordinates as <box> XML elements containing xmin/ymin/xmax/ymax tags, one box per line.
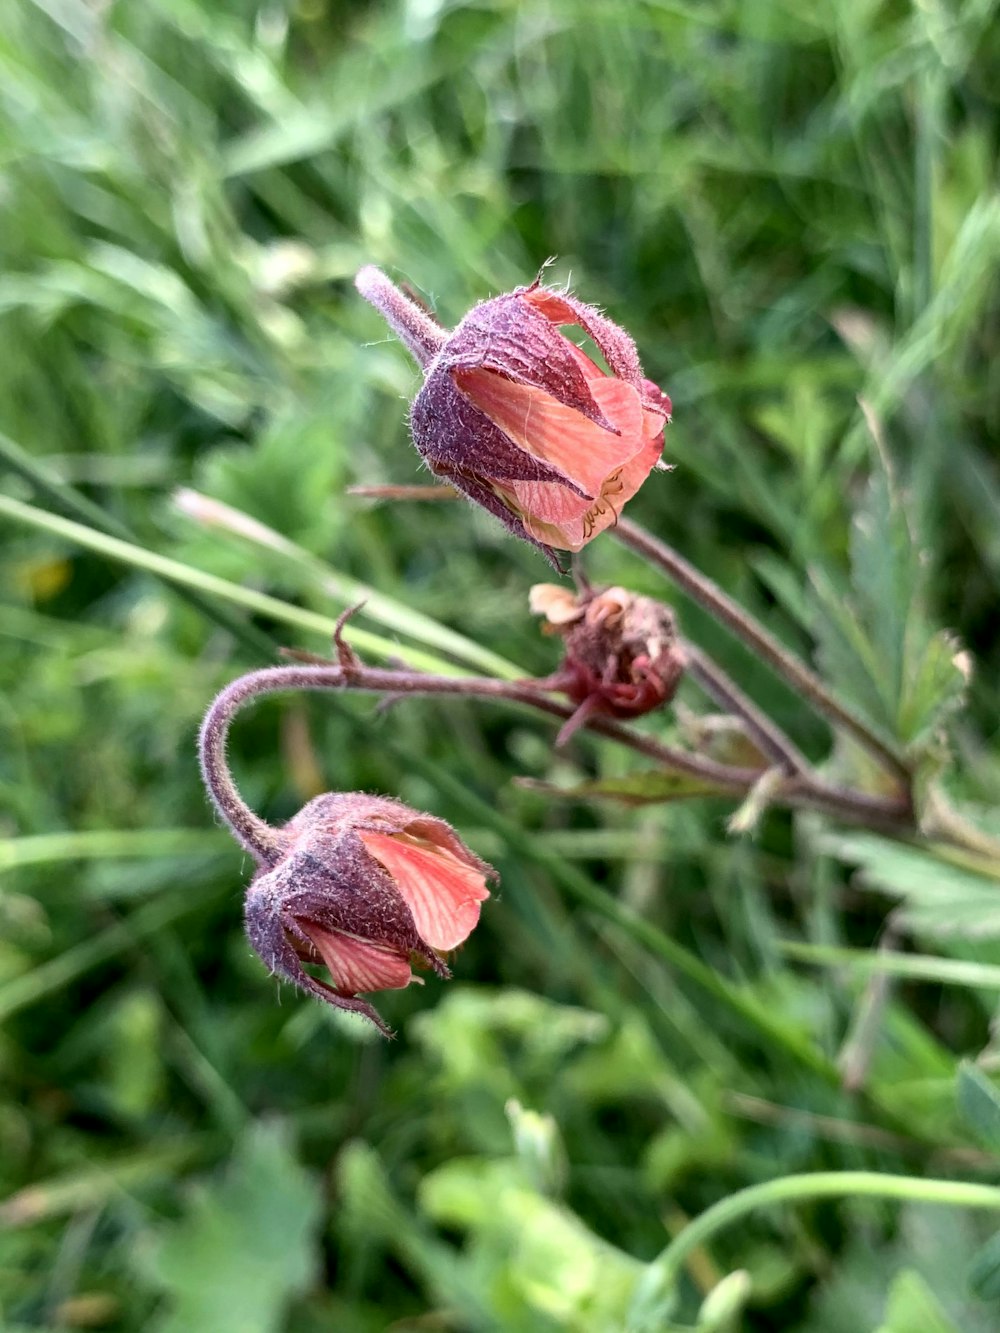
<box><xmin>614</xmin><ymin>517</ymin><xmax>911</xmax><ymax>785</ymax></box>
<box><xmin>199</xmin><ymin>664</ymin><xmax>914</xmax><ymax>841</ymax></box>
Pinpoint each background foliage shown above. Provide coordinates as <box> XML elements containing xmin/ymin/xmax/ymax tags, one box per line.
<box><xmin>2</xmin><ymin>0</ymin><xmax>1000</xmax><ymax>1328</ymax></box>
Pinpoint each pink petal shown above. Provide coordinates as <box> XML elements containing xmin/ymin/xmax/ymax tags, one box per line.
<box><xmin>359</xmin><ymin>831</ymin><xmax>490</xmax><ymax>952</ymax></box>
<box><xmin>304</xmin><ymin>923</ymin><xmax>414</xmax><ymax>994</ymax></box>
<box><xmin>519</xmin><ymin>287</ymin><xmax>582</xmax><ymax>325</ymax></box>
<box><xmin>494</xmin><ymin>427</ymin><xmax>665</xmax><ymax>551</ymax></box>
<box><xmin>642</xmin><ymin>379</ymin><xmax>672</xmax><ymax>421</ymax></box>
<box><xmin>493</xmin><ymin>479</ymin><xmax>591</xmax><ymax>550</ymax></box>
<box><xmin>454</xmin><ymin>368</ymin><xmax>646</xmax><ymax>499</ymax></box>
<box><xmin>563</xmin><ymin>339</ymin><xmax>608</xmax><ymax>382</ymax></box>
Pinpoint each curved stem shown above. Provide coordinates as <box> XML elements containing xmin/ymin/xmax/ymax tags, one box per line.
<box><xmin>199</xmin><ymin>676</ymin><xmax>285</xmax><ymax>865</ymax></box>
<box><xmin>628</xmin><ymin>1170</ymin><xmax>1000</xmax><ymax>1329</ymax></box>
<box><xmin>200</xmin><ymin>664</ymin><xmax>914</xmax><ymax>836</ymax></box>
<box><xmin>613</xmin><ymin>517</ymin><xmax>911</xmax><ymax>785</ymax></box>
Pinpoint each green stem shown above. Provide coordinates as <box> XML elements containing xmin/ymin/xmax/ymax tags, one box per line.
<box><xmin>173</xmin><ymin>487</ymin><xmax>521</xmax><ymax>679</ymax></box>
<box><xmin>629</xmin><ymin>1171</ymin><xmax>1000</xmax><ymax>1329</ymax></box>
<box><xmin>613</xmin><ymin>517</ymin><xmax>910</xmax><ymax>785</ymax></box>
<box><xmin>0</xmin><ymin>429</ymin><xmax>275</xmax><ymax>659</ymax></box>
<box><xmin>0</xmin><ymin>493</ymin><xmax>469</xmax><ymax>676</ymax></box>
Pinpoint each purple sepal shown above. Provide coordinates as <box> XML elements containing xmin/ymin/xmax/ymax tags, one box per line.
<box><xmin>411</xmin><ymin>369</ymin><xmax>592</xmax><ymax>497</ymax></box>
<box><xmin>443</xmin><ymin>292</ymin><xmax>620</xmax><ymax>434</ymax></box>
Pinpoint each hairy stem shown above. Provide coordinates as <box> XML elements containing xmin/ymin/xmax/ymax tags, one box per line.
<box><xmin>683</xmin><ymin>641</ymin><xmax>809</xmax><ymax>774</ymax></box>
<box><xmin>200</xmin><ymin>664</ymin><xmax>914</xmax><ymax>835</ymax></box>
<box><xmin>613</xmin><ymin>517</ymin><xmax>910</xmax><ymax>784</ymax></box>
<box><xmin>199</xmin><ymin>676</ymin><xmax>285</xmax><ymax>865</ymax></box>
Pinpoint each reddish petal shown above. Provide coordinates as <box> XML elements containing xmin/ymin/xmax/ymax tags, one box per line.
<box><xmin>495</xmin><ymin>425</ymin><xmax>665</xmax><ymax>551</ymax></box>
<box><xmin>642</xmin><ymin>379</ymin><xmax>672</xmax><ymax>420</ymax></box>
<box><xmin>359</xmin><ymin>831</ymin><xmax>490</xmax><ymax>951</ymax></box>
<box><xmin>494</xmin><ymin>479</ymin><xmax>591</xmax><ymax>551</ymax></box>
<box><xmin>518</xmin><ymin>287</ymin><xmax>644</xmax><ymax>386</ymax></box>
<box><xmin>304</xmin><ymin>923</ymin><xmax>414</xmax><ymax>994</ymax></box>
<box><xmin>642</xmin><ymin>406</ymin><xmax>667</xmax><ymax>439</ymax></box>
<box><xmin>563</xmin><ymin>339</ymin><xmax>607</xmax><ymax>382</ymax></box>
<box><xmin>610</xmin><ymin>430</ymin><xmax>666</xmax><ymax>505</ymax></box>
<box><xmin>519</xmin><ymin>287</ymin><xmax>582</xmax><ymax>325</ymax></box>
<box><xmin>455</xmin><ymin>368</ymin><xmax>645</xmax><ymax>499</ymax></box>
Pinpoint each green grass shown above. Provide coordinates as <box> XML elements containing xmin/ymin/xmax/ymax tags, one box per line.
<box><xmin>2</xmin><ymin>0</ymin><xmax>1000</xmax><ymax>1329</ymax></box>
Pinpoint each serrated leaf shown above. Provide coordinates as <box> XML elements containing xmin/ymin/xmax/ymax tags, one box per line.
<box><xmin>141</xmin><ymin>1122</ymin><xmax>322</xmax><ymax>1333</ymax></box>
<box><xmin>516</xmin><ymin>770</ymin><xmax>729</xmax><ymax>806</ymax></box>
<box><xmin>957</xmin><ymin>1062</ymin><xmax>1000</xmax><ymax>1153</ymax></box>
<box><xmin>810</xmin><ymin>460</ymin><xmax>965</xmax><ymax>752</ymax></box>
<box><xmin>822</xmin><ymin>833</ymin><xmax>1000</xmax><ymax>939</ymax></box>
<box><xmin>968</xmin><ymin>1230</ymin><xmax>1000</xmax><ymax>1302</ymax></box>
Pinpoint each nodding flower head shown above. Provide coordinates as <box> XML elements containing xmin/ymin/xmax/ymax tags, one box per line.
<box><xmin>245</xmin><ymin>792</ymin><xmax>494</xmax><ymax>1036</ymax></box>
<box><xmin>355</xmin><ymin>266</ymin><xmax>671</xmax><ymax>565</ymax></box>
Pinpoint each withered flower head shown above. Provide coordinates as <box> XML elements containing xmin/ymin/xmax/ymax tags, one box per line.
<box><xmin>531</xmin><ymin>583</ymin><xmax>686</xmax><ymax>742</ymax></box>
<box><xmin>355</xmin><ymin>266</ymin><xmax>671</xmax><ymax>564</ymax></box>
<box><xmin>246</xmin><ymin>792</ymin><xmax>495</xmax><ymax>1036</ymax></box>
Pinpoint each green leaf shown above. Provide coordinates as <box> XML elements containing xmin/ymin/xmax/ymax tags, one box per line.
<box><xmin>875</xmin><ymin>1269</ymin><xmax>960</xmax><ymax>1333</ymax></box>
<box><xmin>957</xmin><ymin>1063</ymin><xmax>1000</xmax><ymax>1153</ymax></box>
<box><xmin>141</xmin><ymin>1122</ymin><xmax>322</xmax><ymax>1333</ymax></box>
<box><xmin>419</xmin><ymin>1157</ymin><xmax>642</xmax><ymax>1328</ymax></box>
<box><xmin>516</xmin><ymin>770</ymin><xmax>729</xmax><ymax>806</ymax></box>
<box><xmin>810</xmin><ymin>459</ymin><xmax>966</xmax><ymax>752</ymax></box>
<box><xmin>968</xmin><ymin>1230</ymin><xmax>1000</xmax><ymax>1302</ymax></box>
<box><xmin>821</xmin><ymin>833</ymin><xmax>1000</xmax><ymax>939</ymax></box>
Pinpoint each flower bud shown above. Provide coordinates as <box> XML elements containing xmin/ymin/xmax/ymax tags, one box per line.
<box><xmin>355</xmin><ymin>267</ymin><xmax>671</xmax><ymax>563</ymax></box>
<box><xmin>245</xmin><ymin>792</ymin><xmax>494</xmax><ymax>1036</ymax></box>
<box><xmin>531</xmin><ymin>582</ymin><xmax>686</xmax><ymax>741</ymax></box>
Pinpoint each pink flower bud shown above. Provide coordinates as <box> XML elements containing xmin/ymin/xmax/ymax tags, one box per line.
<box><xmin>244</xmin><ymin>792</ymin><xmax>494</xmax><ymax>1036</ymax></box>
<box><xmin>355</xmin><ymin>267</ymin><xmax>671</xmax><ymax>563</ymax></box>
<box><xmin>531</xmin><ymin>582</ymin><xmax>686</xmax><ymax>743</ymax></box>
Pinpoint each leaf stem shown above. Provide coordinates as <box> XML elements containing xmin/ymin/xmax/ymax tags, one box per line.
<box><xmin>0</xmin><ymin>493</ymin><xmax>471</xmax><ymax>676</ymax></box>
<box><xmin>613</xmin><ymin>517</ymin><xmax>910</xmax><ymax>784</ymax></box>
<box><xmin>629</xmin><ymin>1171</ymin><xmax>1000</xmax><ymax>1329</ymax></box>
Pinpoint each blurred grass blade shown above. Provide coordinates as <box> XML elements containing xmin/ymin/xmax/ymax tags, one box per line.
<box><xmin>0</xmin><ymin>493</ymin><xmax>478</xmax><ymax>676</ymax></box>
<box><xmin>173</xmin><ymin>488</ymin><xmax>522</xmax><ymax>679</ymax></box>
<box><xmin>0</xmin><ymin>430</ymin><xmax>276</xmax><ymax>658</ymax></box>
<box><xmin>0</xmin><ymin>829</ymin><xmax>226</xmax><ymax>874</ymax></box>
<box><xmin>781</xmin><ymin>942</ymin><xmax>1000</xmax><ymax>991</ymax></box>
<box><xmin>0</xmin><ymin>1141</ymin><xmax>212</xmax><ymax>1229</ymax></box>
<box><xmin>0</xmin><ymin>893</ymin><xmax>219</xmax><ymax>1024</ymax></box>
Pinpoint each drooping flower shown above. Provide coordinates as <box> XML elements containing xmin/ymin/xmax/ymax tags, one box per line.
<box><xmin>355</xmin><ymin>266</ymin><xmax>671</xmax><ymax>564</ymax></box>
<box><xmin>244</xmin><ymin>792</ymin><xmax>494</xmax><ymax>1036</ymax></box>
<box><xmin>530</xmin><ymin>582</ymin><xmax>686</xmax><ymax>743</ymax></box>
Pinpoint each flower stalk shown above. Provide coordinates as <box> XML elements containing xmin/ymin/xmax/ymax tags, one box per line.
<box><xmin>612</xmin><ymin>516</ymin><xmax>912</xmax><ymax>786</ymax></box>
<box><xmin>199</xmin><ymin>666</ymin><xmax>496</xmax><ymax>1033</ymax></box>
<box><xmin>202</xmin><ymin>662</ymin><xmax>913</xmax><ymax>836</ymax></box>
